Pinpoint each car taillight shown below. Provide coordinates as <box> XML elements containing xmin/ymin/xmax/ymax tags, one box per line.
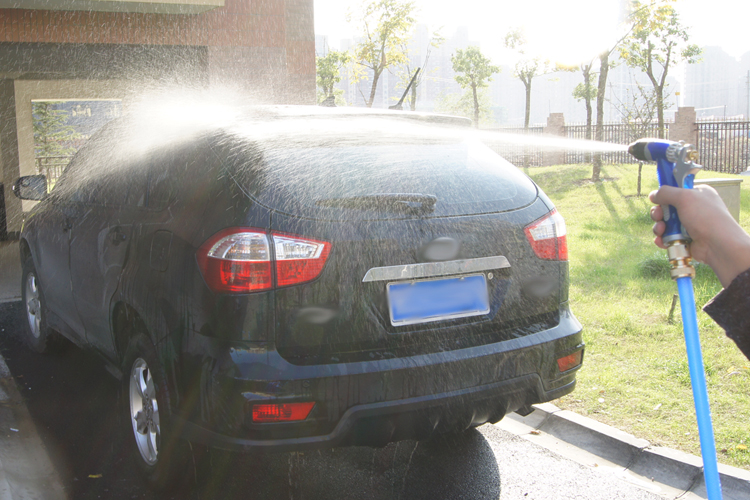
<box><xmin>524</xmin><ymin>209</ymin><xmax>568</xmax><ymax>261</ymax></box>
<box><xmin>557</xmin><ymin>349</ymin><xmax>583</xmax><ymax>372</ymax></box>
<box><xmin>274</xmin><ymin>233</ymin><xmax>331</xmax><ymax>288</ymax></box>
<box><xmin>252</xmin><ymin>402</ymin><xmax>315</xmax><ymax>423</ymax></box>
<box><xmin>196</xmin><ymin>228</ymin><xmax>330</xmax><ymax>293</ymax></box>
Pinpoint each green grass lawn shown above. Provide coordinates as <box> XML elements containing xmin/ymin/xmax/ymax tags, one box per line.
<box><xmin>526</xmin><ymin>163</ymin><xmax>750</xmax><ymax>470</ymax></box>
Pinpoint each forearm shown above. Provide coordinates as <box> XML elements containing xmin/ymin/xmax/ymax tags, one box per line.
<box><xmin>703</xmin><ymin>268</ymin><xmax>750</xmax><ymax>360</ymax></box>
<box><xmin>703</xmin><ymin>222</ymin><xmax>750</xmax><ymax>288</ymax></box>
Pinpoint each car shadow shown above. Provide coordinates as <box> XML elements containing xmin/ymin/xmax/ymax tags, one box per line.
<box><xmin>0</xmin><ymin>301</ymin><xmax>501</xmax><ymax>500</ymax></box>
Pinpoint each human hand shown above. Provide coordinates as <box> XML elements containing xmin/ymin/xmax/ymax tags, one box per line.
<box><xmin>650</xmin><ymin>185</ymin><xmax>750</xmax><ymax>287</ymax></box>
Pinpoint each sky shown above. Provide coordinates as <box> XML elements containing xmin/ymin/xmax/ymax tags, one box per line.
<box><xmin>314</xmin><ymin>0</ymin><xmax>750</xmax><ymax>65</ymax></box>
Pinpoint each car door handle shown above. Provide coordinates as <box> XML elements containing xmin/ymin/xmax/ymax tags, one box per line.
<box><xmin>109</xmin><ymin>227</ymin><xmax>127</xmax><ymax>245</ymax></box>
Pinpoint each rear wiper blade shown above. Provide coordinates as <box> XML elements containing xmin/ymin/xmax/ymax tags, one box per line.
<box><xmin>316</xmin><ymin>193</ymin><xmax>437</xmax><ymax>214</ymax></box>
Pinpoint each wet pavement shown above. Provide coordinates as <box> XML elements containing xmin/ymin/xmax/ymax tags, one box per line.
<box><xmin>0</xmin><ymin>299</ymin><xmax>662</xmax><ymax>499</ymax></box>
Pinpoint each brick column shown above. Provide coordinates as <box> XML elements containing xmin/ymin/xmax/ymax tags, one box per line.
<box><xmin>670</xmin><ymin>107</ymin><xmax>698</xmax><ymax>146</ymax></box>
<box><xmin>543</xmin><ymin>113</ymin><xmax>565</xmax><ymax>166</ymax></box>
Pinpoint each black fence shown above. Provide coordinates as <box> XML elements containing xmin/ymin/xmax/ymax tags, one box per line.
<box><xmin>565</xmin><ymin>123</ymin><xmax>669</xmax><ymax>164</ymax></box>
<box><xmin>35</xmin><ymin>156</ymin><xmax>72</xmax><ymax>182</ymax></box>
<box><xmin>696</xmin><ymin>121</ymin><xmax>750</xmax><ymax>174</ymax></box>
<box><xmin>481</xmin><ymin>126</ymin><xmax>545</xmax><ymax>167</ymax></box>
<box><xmin>486</xmin><ymin>122</ymin><xmax>671</xmax><ymax>167</ymax></box>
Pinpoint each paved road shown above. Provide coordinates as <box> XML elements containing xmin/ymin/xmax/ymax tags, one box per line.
<box><xmin>0</xmin><ymin>301</ymin><xmax>664</xmax><ymax>500</ymax></box>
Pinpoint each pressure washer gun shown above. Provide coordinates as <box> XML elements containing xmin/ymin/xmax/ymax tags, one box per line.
<box><xmin>628</xmin><ymin>138</ymin><xmax>723</xmax><ymax>500</ymax></box>
<box><xmin>628</xmin><ymin>139</ymin><xmax>702</xmax><ymax>278</ymax></box>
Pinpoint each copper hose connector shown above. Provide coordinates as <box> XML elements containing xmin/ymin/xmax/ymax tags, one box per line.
<box><xmin>666</xmin><ymin>240</ymin><xmax>695</xmax><ymax>279</ymax></box>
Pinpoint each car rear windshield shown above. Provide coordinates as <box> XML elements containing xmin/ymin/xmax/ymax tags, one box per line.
<box><xmin>226</xmin><ymin>135</ymin><xmax>538</xmax><ymax>219</ymax></box>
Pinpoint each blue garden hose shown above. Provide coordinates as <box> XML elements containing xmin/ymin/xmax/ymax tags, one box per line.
<box><xmin>629</xmin><ymin>139</ymin><xmax>723</xmax><ymax>500</ymax></box>
<box><xmin>677</xmin><ymin>276</ymin><xmax>722</xmax><ymax>500</ymax></box>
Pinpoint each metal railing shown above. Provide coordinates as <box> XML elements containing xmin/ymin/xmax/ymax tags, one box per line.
<box><xmin>696</xmin><ymin>121</ymin><xmax>750</xmax><ymax>173</ymax></box>
<box><xmin>565</xmin><ymin>123</ymin><xmax>669</xmax><ymax>164</ymax></box>
<box><xmin>35</xmin><ymin>156</ymin><xmax>72</xmax><ymax>182</ymax></box>
<box><xmin>481</xmin><ymin>126</ymin><xmax>545</xmax><ymax>167</ymax></box>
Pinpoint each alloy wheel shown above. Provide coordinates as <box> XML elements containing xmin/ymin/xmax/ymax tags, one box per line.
<box><xmin>129</xmin><ymin>358</ymin><xmax>160</xmax><ymax>466</ymax></box>
<box><xmin>24</xmin><ymin>273</ymin><xmax>41</xmax><ymax>340</ymax></box>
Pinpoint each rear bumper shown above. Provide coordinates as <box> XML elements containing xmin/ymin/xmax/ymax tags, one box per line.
<box><xmin>176</xmin><ymin>303</ymin><xmax>582</xmax><ymax>452</ymax></box>
<box><xmin>175</xmin><ymin>373</ymin><xmax>575</xmax><ymax>453</ymax></box>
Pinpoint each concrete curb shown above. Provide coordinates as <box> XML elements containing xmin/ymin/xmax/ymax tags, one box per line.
<box><xmin>0</xmin><ymin>353</ymin><xmax>66</xmax><ymax>500</ymax></box>
<box><xmin>495</xmin><ymin>402</ymin><xmax>750</xmax><ymax>500</ymax></box>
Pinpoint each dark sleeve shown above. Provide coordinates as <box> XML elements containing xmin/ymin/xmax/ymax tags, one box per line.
<box><xmin>703</xmin><ymin>268</ymin><xmax>750</xmax><ymax>361</ymax></box>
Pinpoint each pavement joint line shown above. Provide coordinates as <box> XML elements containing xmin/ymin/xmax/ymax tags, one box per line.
<box><xmin>500</xmin><ymin>403</ymin><xmax>750</xmax><ymax>500</ymax></box>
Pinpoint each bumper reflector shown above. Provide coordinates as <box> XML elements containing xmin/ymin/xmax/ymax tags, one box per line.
<box><xmin>252</xmin><ymin>402</ymin><xmax>315</xmax><ymax>423</ymax></box>
<box><xmin>557</xmin><ymin>350</ymin><xmax>583</xmax><ymax>373</ymax></box>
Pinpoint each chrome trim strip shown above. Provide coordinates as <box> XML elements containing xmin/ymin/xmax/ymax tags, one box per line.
<box><xmin>362</xmin><ymin>256</ymin><xmax>510</xmax><ymax>283</ymax></box>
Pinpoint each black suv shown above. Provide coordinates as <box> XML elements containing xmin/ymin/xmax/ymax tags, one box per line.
<box><xmin>14</xmin><ymin>106</ymin><xmax>583</xmax><ymax>487</ymax></box>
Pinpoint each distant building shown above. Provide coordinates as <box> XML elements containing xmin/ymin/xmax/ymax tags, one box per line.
<box><xmin>683</xmin><ymin>46</ymin><xmax>750</xmax><ymax>119</ymax></box>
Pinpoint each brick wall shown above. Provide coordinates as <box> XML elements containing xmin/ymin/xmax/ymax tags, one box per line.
<box><xmin>670</xmin><ymin>107</ymin><xmax>698</xmax><ymax>146</ymax></box>
<box><xmin>0</xmin><ymin>0</ymin><xmax>288</xmax><ymax>48</ymax></box>
<box><xmin>0</xmin><ymin>0</ymin><xmax>315</xmax><ymax>103</ymax></box>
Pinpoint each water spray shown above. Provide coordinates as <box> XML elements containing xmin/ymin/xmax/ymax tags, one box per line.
<box><xmin>628</xmin><ymin>139</ymin><xmax>723</xmax><ymax>500</ymax></box>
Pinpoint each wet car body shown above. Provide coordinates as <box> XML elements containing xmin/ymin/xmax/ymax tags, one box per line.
<box><xmin>17</xmin><ymin>106</ymin><xmax>582</xmax><ymax>484</ymax></box>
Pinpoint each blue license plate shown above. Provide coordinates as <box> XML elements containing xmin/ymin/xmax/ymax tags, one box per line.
<box><xmin>387</xmin><ymin>274</ymin><xmax>490</xmax><ymax>326</ymax></box>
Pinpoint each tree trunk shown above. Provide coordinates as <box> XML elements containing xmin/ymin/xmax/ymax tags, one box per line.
<box><xmin>410</xmin><ymin>82</ymin><xmax>417</xmax><ymax>112</ymax></box>
<box><xmin>367</xmin><ymin>69</ymin><xmax>381</xmax><ymax>108</ymax></box>
<box><xmin>524</xmin><ymin>78</ymin><xmax>532</xmax><ymax>130</ymax></box>
<box><xmin>593</xmin><ymin>51</ymin><xmax>609</xmax><ymax>181</ymax></box>
<box><xmin>472</xmin><ymin>83</ymin><xmax>479</xmax><ymax>129</ymax></box>
<box><xmin>583</xmin><ymin>65</ymin><xmax>592</xmax><ymax>163</ymax></box>
<box><xmin>656</xmin><ymin>84</ymin><xmax>665</xmax><ymax>139</ymax></box>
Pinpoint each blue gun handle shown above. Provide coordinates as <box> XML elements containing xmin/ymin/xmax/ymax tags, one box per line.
<box><xmin>656</xmin><ymin>157</ymin><xmax>686</xmax><ymax>239</ymax></box>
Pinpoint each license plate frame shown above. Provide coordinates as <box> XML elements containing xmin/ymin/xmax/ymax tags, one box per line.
<box><xmin>387</xmin><ymin>274</ymin><xmax>490</xmax><ymax>327</ymax></box>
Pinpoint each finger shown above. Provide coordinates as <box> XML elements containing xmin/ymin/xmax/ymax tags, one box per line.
<box><xmin>652</xmin><ymin>220</ymin><xmax>666</xmax><ymax>238</ymax></box>
<box><xmin>650</xmin><ymin>205</ymin><xmax>663</xmax><ymax>222</ymax></box>
<box><xmin>653</xmin><ymin>235</ymin><xmax>667</xmax><ymax>250</ymax></box>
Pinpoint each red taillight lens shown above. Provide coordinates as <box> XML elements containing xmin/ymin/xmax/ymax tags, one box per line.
<box><xmin>273</xmin><ymin>233</ymin><xmax>331</xmax><ymax>287</ymax></box>
<box><xmin>524</xmin><ymin>209</ymin><xmax>568</xmax><ymax>260</ymax></box>
<box><xmin>252</xmin><ymin>402</ymin><xmax>315</xmax><ymax>423</ymax></box>
<box><xmin>196</xmin><ymin>229</ymin><xmax>272</xmax><ymax>293</ymax></box>
<box><xmin>196</xmin><ymin>228</ymin><xmax>330</xmax><ymax>293</ymax></box>
<box><xmin>557</xmin><ymin>350</ymin><xmax>583</xmax><ymax>372</ymax></box>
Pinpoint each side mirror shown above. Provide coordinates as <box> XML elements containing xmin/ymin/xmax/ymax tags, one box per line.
<box><xmin>12</xmin><ymin>175</ymin><xmax>47</xmax><ymax>201</ymax></box>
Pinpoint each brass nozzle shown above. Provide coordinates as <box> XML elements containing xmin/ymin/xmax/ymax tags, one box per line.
<box><xmin>666</xmin><ymin>240</ymin><xmax>695</xmax><ymax>279</ymax></box>
<box><xmin>687</xmin><ymin>150</ymin><xmax>699</xmax><ymax>163</ymax></box>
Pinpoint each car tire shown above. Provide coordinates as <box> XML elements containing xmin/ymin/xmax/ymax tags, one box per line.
<box><xmin>21</xmin><ymin>256</ymin><xmax>66</xmax><ymax>354</ymax></box>
<box><xmin>123</xmin><ymin>333</ymin><xmax>190</xmax><ymax>490</ymax></box>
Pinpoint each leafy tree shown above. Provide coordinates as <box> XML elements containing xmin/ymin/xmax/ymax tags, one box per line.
<box><xmin>316</xmin><ymin>49</ymin><xmax>351</xmax><ymax>104</ymax></box>
<box><xmin>32</xmin><ymin>102</ymin><xmax>81</xmax><ymax>173</ymax></box>
<box><xmin>620</xmin><ymin>0</ymin><xmax>701</xmax><ymax>138</ymax></box>
<box><xmin>434</xmin><ymin>87</ymin><xmax>495</xmax><ymax>126</ymax></box>
<box><xmin>450</xmin><ymin>46</ymin><xmax>499</xmax><ymax>128</ymax></box>
<box><xmin>589</xmin><ymin>5</ymin><xmax>646</xmax><ymax>181</ymax></box>
<box><xmin>348</xmin><ymin>0</ymin><xmax>417</xmax><ymax>108</ymax></box>
<box><xmin>504</xmin><ymin>28</ymin><xmax>549</xmax><ymax>130</ymax></box>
